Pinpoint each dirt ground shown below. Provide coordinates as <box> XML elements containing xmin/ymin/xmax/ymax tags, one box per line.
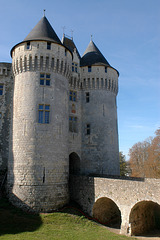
<box><xmin>105</xmin><ymin>226</ymin><xmax>160</xmax><ymax>240</ymax></box>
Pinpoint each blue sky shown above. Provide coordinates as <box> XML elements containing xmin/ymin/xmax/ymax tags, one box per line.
<box><xmin>0</xmin><ymin>0</ymin><xmax>159</xmax><ymax>159</ymax></box>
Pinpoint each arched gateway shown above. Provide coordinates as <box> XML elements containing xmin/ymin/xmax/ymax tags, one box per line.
<box><xmin>69</xmin><ymin>152</ymin><xmax>80</xmax><ymax>175</ymax></box>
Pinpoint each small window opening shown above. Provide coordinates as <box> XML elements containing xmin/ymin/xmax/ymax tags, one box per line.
<box><xmin>88</xmin><ymin>66</ymin><xmax>91</xmax><ymax>72</ymax></box>
<box><xmin>47</xmin><ymin>42</ymin><xmax>51</xmax><ymax>50</ymax></box>
<box><xmin>86</xmin><ymin>124</ymin><xmax>90</xmax><ymax>135</ymax></box>
<box><xmin>27</xmin><ymin>42</ymin><xmax>30</xmax><ymax>50</ymax></box>
<box><xmin>86</xmin><ymin>92</ymin><xmax>90</xmax><ymax>103</ymax></box>
<box><xmin>105</xmin><ymin>67</ymin><xmax>107</xmax><ymax>73</ymax></box>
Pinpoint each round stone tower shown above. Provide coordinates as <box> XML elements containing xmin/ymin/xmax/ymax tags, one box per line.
<box><xmin>80</xmin><ymin>40</ymin><xmax>120</xmax><ymax>175</ymax></box>
<box><xmin>8</xmin><ymin>16</ymin><xmax>72</xmax><ymax>212</ymax></box>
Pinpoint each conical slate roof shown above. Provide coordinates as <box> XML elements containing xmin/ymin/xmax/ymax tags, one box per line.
<box><xmin>62</xmin><ymin>35</ymin><xmax>81</xmax><ymax>59</ymax></box>
<box><xmin>80</xmin><ymin>40</ymin><xmax>110</xmax><ymax>67</ymax></box>
<box><xmin>11</xmin><ymin>16</ymin><xmax>63</xmax><ymax>56</ymax></box>
<box><xmin>24</xmin><ymin>16</ymin><xmax>62</xmax><ymax>44</ymax></box>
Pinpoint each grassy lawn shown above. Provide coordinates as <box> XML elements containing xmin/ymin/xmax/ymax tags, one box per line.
<box><xmin>0</xmin><ymin>198</ymin><xmax>137</xmax><ymax>240</ymax></box>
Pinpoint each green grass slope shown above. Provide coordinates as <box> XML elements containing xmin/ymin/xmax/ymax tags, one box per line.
<box><xmin>0</xmin><ymin>198</ymin><xmax>137</xmax><ymax>240</ymax></box>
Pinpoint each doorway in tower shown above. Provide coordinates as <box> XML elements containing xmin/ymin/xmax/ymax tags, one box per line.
<box><xmin>69</xmin><ymin>152</ymin><xmax>80</xmax><ymax>175</ymax></box>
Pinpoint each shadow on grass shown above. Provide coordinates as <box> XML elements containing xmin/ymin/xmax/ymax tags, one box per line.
<box><xmin>0</xmin><ymin>197</ymin><xmax>42</xmax><ymax>236</ymax></box>
<box><xmin>59</xmin><ymin>200</ymin><xmax>120</xmax><ymax>228</ymax></box>
<box><xmin>58</xmin><ymin>201</ymin><xmax>91</xmax><ymax>218</ymax></box>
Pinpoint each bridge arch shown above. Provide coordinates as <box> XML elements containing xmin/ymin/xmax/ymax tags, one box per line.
<box><xmin>69</xmin><ymin>152</ymin><xmax>80</xmax><ymax>175</ymax></box>
<box><xmin>129</xmin><ymin>200</ymin><xmax>160</xmax><ymax>236</ymax></box>
<box><xmin>92</xmin><ymin>197</ymin><xmax>121</xmax><ymax>228</ymax></box>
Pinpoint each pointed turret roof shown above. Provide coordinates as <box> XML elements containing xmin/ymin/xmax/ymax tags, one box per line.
<box><xmin>80</xmin><ymin>40</ymin><xmax>110</xmax><ymax>67</ymax></box>
<box><xmin>11</xmin><ymin>16</ymin><xmax>63</xmax><ymax>56</ymax></box>
<box><xmin>24</xmin><ymin>16</ymin><xmax>62</xmax><ymax>44</ymax></box>
<box><xmin>62</xmin><ymin>35</ymin><xmax>81</xmax><ymax>59</ymax></box>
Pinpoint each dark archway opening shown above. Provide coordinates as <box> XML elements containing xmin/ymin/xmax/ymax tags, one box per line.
<box><xmin>69</xmin><ymin>152</ymin><xmax>80</xmax><ymax>175</ymax></box>
<box><xmin>129</xmin><ymin>201</ymin><xmax>160</xmax><ymax>236</ymax></box>
<box><xmin>92</xmin><ymin>197</ymin><xmax>121</xmax><ymax>229</ymax></box>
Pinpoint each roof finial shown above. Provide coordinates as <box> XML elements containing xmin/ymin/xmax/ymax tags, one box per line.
<box><xmin>43</xmin><ymin>9</ymin><xmax>46</xmax><ymax>17</ymax></box>
<box><xmin>71</xmin><ymin>29</ymin><xmax>74</xmax><ymax>40</ymax></box>
<box><xmin>62</xmin><ymin>26</ymin><xmax>66</xmax><ymax>35</ymax></box>
<box><xmin>91</xmin><ymin>34</ymin><xmax>93</xmax><ymax>41</ymax></box>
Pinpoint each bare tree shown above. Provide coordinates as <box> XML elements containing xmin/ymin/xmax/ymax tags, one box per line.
<box><xmin>129</xmin><ymin>129</ymin><xmax>160</xmax><ymax>178</ymax></box>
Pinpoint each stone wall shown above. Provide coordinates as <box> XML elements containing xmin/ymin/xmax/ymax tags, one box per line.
<box><xmin>0</xmin><ymin>63</ymin><xmax>13</xmax><ymax>179</ymax></box>
<box><xmin>70</xmin><ymin>175</ymin><xmax>160</xmax><ymax>235</ymax></box>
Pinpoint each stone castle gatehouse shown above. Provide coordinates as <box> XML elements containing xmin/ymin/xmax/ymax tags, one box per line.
<box><xmin>0</xmin><ymin>15</ymin><xmax>159</xmax><ymax>236</ymax></box>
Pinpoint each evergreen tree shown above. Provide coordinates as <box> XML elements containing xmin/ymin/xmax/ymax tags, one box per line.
<box><xmin>119</xmin><ymin>151</ymin><xmax>128</xmax><ymax>176</ymax></box>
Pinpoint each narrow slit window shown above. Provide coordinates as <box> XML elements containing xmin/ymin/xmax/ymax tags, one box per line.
<box><xmin>86</xmin><ymin>92</ymin><xmax>90</xmax><ymax>103</ymax></box>
<box><xmin>86</xmin><ymin>124</ymin><xmax>90</xmax><ymax>135</ymax></box>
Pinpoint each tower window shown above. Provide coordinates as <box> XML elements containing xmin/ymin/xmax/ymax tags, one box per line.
<box><xmin>40</xmin><ymin>73</ymin><xmax>51</xmax><ymax>86</ymax></box>
<box><xmin>86</xmin><ymin>124</ymin><xmax>90</xmax><ymax>135</ymax></box>
<box><xmin>26</xmin><ymin>42</ymin><xmax>30</xmax><ymax>50</ymax></box>
<box><xmin>69</xmin><ymin>116</ymin><xmax>77</xmax><ymax>133</ymax></box>
<box><xmin>69</xmin><ymin>90</ymin><xmax>77</xmax><ymax>102</ymax></box>
<box><xmin>72</xmin><ymin>62</ymin><xmax>78</xmax><ymax>72</ymax></box>
<box><xmin>47</xmin><ymin>42</ymin><xmax>51</xmax><ymax>50</ymax></box>
<box><xmin>86</xmin><ymin>92</ymin><xmax>90</xmax><ymax>103</ymax></box>
<box><xmin>0</xmin><ymin>85</ymin><xmax>3</xmax><ymax>95</ymax></box>
<box><xmin>105</xmin><ymin>67</ymin><xmax>107</xmax><ymax>73</ymax></box>
<box><xmin>72</xmin><ymin>63</ymin><xmax>74</xmax><ymax>72</ymax></box>
<box><xmin>46</xmin><ymin>74</ymin><xmax>51</xmax><ymax>86</ymax></box>
<box><xmin>75</xmin><ymin>63</ymin><xmax>78</xmax><ymax>73</ymax></box>
<box><xmin>65</xmin><ymin>49</ymin><xmax>67</xmax><ymax>56</ymax></box>
<box><xmin>38</xmin><ymin>104</ymin><xmax>50</xmax><ymax>124</ymax></box>
<box><xmin>88</xmin><ymin>66</ymin><xmax>92</xmax><ymax>72</ymax></box>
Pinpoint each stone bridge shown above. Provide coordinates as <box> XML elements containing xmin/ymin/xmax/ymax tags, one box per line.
<box><xmin>70</xmin><ymin>175</ymin><xmax>160</xmax><ymax>236</ymax></box>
